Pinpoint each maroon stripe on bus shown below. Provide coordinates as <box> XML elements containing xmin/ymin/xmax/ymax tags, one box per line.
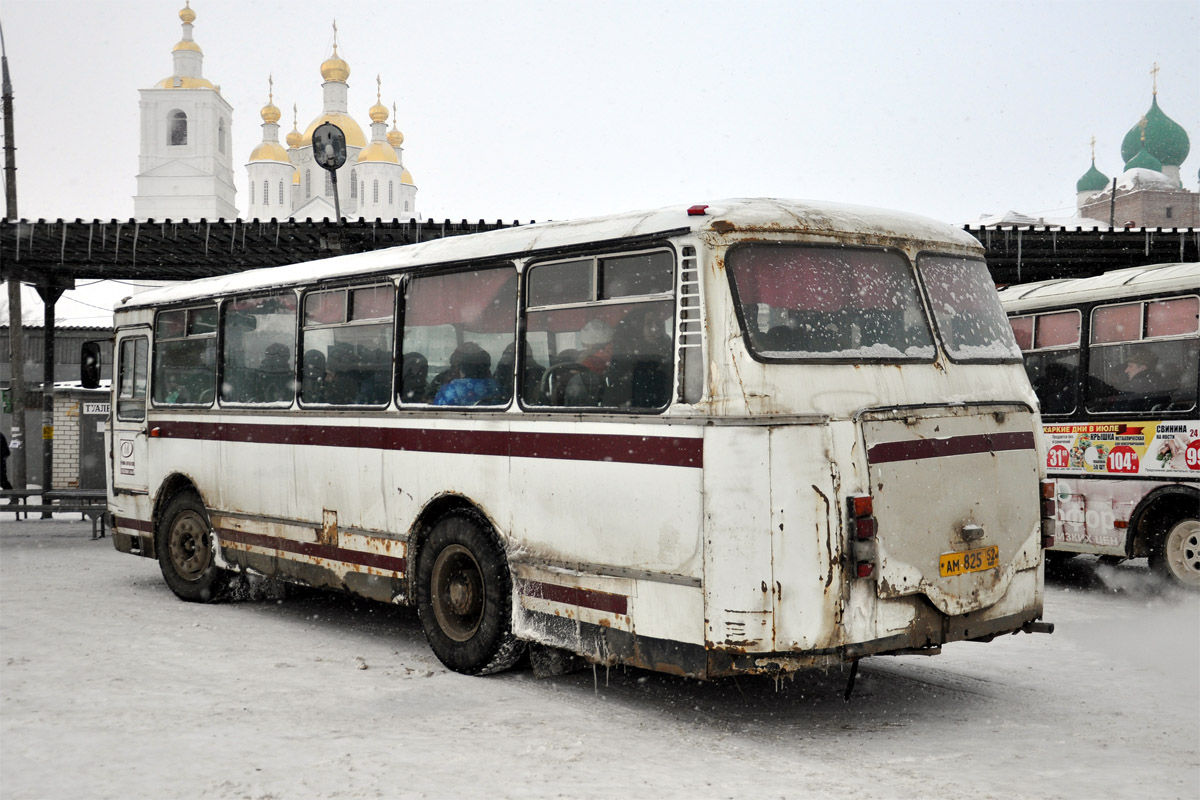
<box><xmin>867</xmin><ymin>431</ymin><xmax>1036</xmax><ymax>465</ymax></box>
<box><xmin>153</xmin><ymin>420</ymin><xmax>703</xmax><ymax>469</ymax></box>
<box><xmin>520</xmin><ymin>579</ymin><xmax>629</xmax><ymax>616</ymax></box>
<box><xmin>217</xmin><ymin>527</ymin><xmax>407</xmax><ymax>574</ymax></box>
<box><xmin>115</xmin><ymin>516</ymin><xmax>154</xmax><ymax>533</ymax></box>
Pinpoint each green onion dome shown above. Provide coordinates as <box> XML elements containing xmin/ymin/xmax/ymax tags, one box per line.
<box><xmin>1120</xmin><ymin>96</ymin><xmax>1191</xmax><ymax>167</ymax></box>
<box><xmin>1076</xmin><ymin>160</ymin><xmax>1110</xmax><ymax>193</ymax></box>
<box><xmin>1124</xmin><ymin>146</ymin><xmax>1163</xmax><ymax>173</ymax></box>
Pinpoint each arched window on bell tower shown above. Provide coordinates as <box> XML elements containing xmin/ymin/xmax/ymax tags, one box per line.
<box><xmin>218</xmin><ymin>118</ymin><xmax>227</xmax><ymax>154</ymax></box>
<box><xmin>169</xmin><ymin>110</ymin><xmax>188</xmax><ymax>146</ymax></box>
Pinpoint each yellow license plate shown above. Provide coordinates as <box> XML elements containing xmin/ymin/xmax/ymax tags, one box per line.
<box><xmin>939</xmin><ymin>545</ymin><xmax>999</xmax><ymax>577</ymax></box>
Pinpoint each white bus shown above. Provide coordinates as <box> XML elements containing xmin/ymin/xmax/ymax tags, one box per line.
<box><xmin>1000</xmin><ymin>263</ymin><xmax>1199</xmax><ymax>588</ymax></box>
<box><xmin>108</xmin><ymin>198</ymin><xmax>1051</xmax><ymax>678</ymax></box>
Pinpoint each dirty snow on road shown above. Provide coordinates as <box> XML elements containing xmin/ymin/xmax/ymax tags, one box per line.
<box><xmin>1</xmin><ymin>519</ymin><xmax>1197</xmax><ymax>800</ymax></box>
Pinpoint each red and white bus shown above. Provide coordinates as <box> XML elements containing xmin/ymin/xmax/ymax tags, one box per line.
<box><xmin>108</xmin><ymin>198</ymin><xmax>1051</xmax><ymax>677</ymax></box>
<box><xmin>1000</xmin><ymin>263</ymin><xmax>1199</xmax><ymax>588</ymax></box>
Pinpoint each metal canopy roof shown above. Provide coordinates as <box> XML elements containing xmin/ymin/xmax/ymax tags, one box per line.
<box><xmin>2</xmin><ymin>217</ymin><xmax>1198</xmax><ymax>289</ymax></box>
<box><xmin>0</xmin><ymin>217</ymin><xmax>524</xmax><ymax>288</ymax></box>
<box><xmin>968</xmin><ymin>224</ymin><xmax>1200</xmax><ymax>285</ymax></box>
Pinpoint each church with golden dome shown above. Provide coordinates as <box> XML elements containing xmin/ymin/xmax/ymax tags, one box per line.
<box><xmin>136</xmin><ymin>4</ymin><xmax>418</xmax><ymax>222</ymax></box>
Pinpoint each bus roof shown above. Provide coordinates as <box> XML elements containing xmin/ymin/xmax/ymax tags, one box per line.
<box><xmin>117</xmin><ymin>198</ymin><xmax>983</xmax><ymax>311</ymax></box>
<box><xmin>998</xmin><ymin>262</ymin><xmax>1200</xmax><ymax>313</ymax></box>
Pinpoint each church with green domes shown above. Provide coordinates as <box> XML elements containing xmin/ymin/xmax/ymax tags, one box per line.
<box><xmin>1075</xmin><ymin>69</ymin><xmax>1196</xmax><ymax>227</ymax></box>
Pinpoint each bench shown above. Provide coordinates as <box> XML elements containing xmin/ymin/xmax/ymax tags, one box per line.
<box><xmin>1</xmin><ymin>489</ymin><xmax>110</xmax><ymax>539</ymax></box>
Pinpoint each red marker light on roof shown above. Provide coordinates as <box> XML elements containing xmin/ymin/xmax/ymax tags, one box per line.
<box><xmin>687</xmin><ymin>204</ymin><xmax>709</xmax><ymax>216</ymax></box>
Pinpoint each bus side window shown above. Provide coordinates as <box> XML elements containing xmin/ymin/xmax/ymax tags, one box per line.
<box><xmin>154</xmin><ymin>307</ymin><xmax>216</xmax><ymax>405</ymax></box>
<box><xmin>1016</xmin><ymin>310</ymin><xmax>1080</xmax><ymax>417</ymax></box>
<box><xmin>301</xmin><ymin>285</ymin><xmax>395</xmax><ymax>407</ymax></box>
<box><xmin>1086</xmin><ymin>296</ymin><xmax>1199</xmax><ymax>414</ymax></box>
<box><xmin>524</xmin><ymin>250</ymin><xmax>674</xmax><ymax>411</ymax></box>
<box><xmin>221</xmin><ymin>292</ymin><xmax>298</xmax><ymax>405</ymax></box>
<box><xmin>117</xmin><ymin>337</ymin><xmax>148</xmax><ymax>421</ymax></box>
<box><xmin>400</xmin><ymin>267</ymin><xmax>517</xmax><ymax>408</ymax></box>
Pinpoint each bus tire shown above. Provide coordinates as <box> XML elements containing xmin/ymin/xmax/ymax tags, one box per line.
<box><xmin>156</xmin><ymin>491</ymin><xmax>228</xmax><ymax>603</ymax></box>
<box><xmin>1151</xmin><ymin>517</ymin><xmax>1200</xmax><ymax>590</ymax></box>
<box><xmin>417</xmin><ymin>510</ymin><xmax>525</xmax><ymax>675</ymax></box>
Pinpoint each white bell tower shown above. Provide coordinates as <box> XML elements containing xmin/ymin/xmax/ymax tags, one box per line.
<box><xmin>134</xmin><ymin>2</ymin><xmax>237</xmax><ymax>220</ymax></box>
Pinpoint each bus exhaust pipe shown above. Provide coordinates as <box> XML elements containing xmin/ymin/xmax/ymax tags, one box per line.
<box><xmin>1021</xmin><ymin>620</ymin><xmax>1055</xmax><ymax>635</ymax></box>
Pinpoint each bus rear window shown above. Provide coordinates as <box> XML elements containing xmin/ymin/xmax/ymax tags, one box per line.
<box><xmin>726</xmin><ymin>245</ymin><xmax>935</xmax><ymax>361</ymax></box>
<box><xmin>918</xmin><ymin>255</ymin><xmax>1022</xmax><ymax>362</ymax></box>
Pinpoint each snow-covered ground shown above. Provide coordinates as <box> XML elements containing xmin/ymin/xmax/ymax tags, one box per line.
<box><xmin>1</xmin><ymin>518</ymin><xmax>1197</xmax><ymax>800</ymax></box>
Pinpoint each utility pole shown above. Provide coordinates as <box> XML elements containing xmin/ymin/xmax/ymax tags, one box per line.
<box><xmin>1</xmin><ymin>18</ymin><xmax>29</xmax><ymax>492</ymax></box>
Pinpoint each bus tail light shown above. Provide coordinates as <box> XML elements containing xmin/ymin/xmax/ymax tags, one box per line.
<box><xmin>1040</xmin><ymin>480</ymin><xmax>1056</xmax><ymax>519</ymax></box>
<box><xmin>1039</xmin><ymin>480</ymin><xmax>1056</xmax><ymax>548</ymax></box>
<box><xmin>848</xmin><ymin>495</ymin><xmax>877</xmax><ymax>579</ymax></box>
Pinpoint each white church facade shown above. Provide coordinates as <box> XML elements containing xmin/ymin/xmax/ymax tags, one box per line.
<box><xmin>133</xmin><ymin>2</ymin><xmax>237</xmax><ymax>220</ymax></box>
<box><xmin>136</xmin><ymin>3</ymin><xmax>418</xmax><ymax>222</ymax></box>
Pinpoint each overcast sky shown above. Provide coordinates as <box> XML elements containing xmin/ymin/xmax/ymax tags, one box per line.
<box><xmin>2</xmin><ymin>0</ymin><xmax>1198</xmax><ymax>227</ymax></box>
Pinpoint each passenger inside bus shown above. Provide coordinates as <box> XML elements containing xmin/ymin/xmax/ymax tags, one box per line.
<box><xmin>257</xmin><ymin>343</ymin><xmax>294</xmax><ymax>403</ymax></box>
<box><xmin>302</xmin><ymin>349</ymin><xmax>326</xmax><ymax>403</ymax></box>
<box><xmin>494</xmin><ymin>342</ymin><xmax>543</xmax><ymax>402</ymax></box>
<box><xmin>1121</xmin><ymin>346</ymin><xmax>1159</xmax><ymax>396</ymax></box>
<box><xmin>564</xmin><ymin>319</ymin><xmax>613</xmax><ymax>405</ymax></box>
<box><xmin>322</xmin><ymin>345</ymin><xmax>361</xmax><ymax>405</ymax></box>
<box><xmin>400</xmin><ymin>352</ymin><xmax>429</xmax><ymax>403</ymax></box>
<box><xmin>603</xmin><ymin>306</ymin><xmax>672</xmax><ymax>408</ymax></box>
<box><xmin>433</xmin><ymin>342</ymin><xmax>499</xmax><ymax>406</ymax></box>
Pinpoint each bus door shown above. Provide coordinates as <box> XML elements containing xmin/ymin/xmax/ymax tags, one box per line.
<box><xmin>112</xmin><ymin>331</ymin><xmax>150</xmax><ymax>493</ymax></box>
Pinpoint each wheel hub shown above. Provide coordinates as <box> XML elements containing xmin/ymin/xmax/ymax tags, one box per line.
<box><xmin>170</xmin><ymin>511</ymin><xmax>212</xmax><ymax>581</ymax></box>
<box><xmin>447</xmin><ymin>574</ymin><xmax>477</xmax><ymax>615</ymax></box>
<box><xmin>431</xmin><ymin>543</ymin><xmax>485</xmax><ymax>641</ymax></box>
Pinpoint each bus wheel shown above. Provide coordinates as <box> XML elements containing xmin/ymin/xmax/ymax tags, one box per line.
<box><xmin>156</xmin><ymin>491</ymin><xmax>228</xmax><ymax>602</ymax></box>
<box><xmin>1152</xmin><ymin>518</ymin><xmax>1200</xmax><ymax>590</ymax></box>
<box><xmin>417</xmin><ymin>510</ymin><xmax>525</xmax><ymax>675</ymax></box>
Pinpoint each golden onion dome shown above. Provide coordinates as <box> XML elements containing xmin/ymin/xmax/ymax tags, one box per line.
<box><xmin>157</xmin><ymin>75</ymin><xmax>215</xmax><ymax>89</ymax></box>
<box><xmin>387</xmin><ymin>128</ymin><xmax>404</xmax><ymax>147</ymax></box>
<box><xmin>249</xmin><ymin>141</ymin><xmax>291</xmax><ymax>164</ymax></box>
<box><xmin>286</xmin><ymin>102</ymin><xmax>302</xmax><ymax>148</ymax></box>
<box><xmin>400</xmin><ymin>169</ymin><xmax>414</xmax><ymax>185</ymax></box>
<box><xmin>369</xmin><ymin>76</ymin><xmax>388</xmax><ymax>123</ymax></box>
<box><xmin>172</xmin><ymin>40</ymin><xmax>202</xmax><ymax>53</ymax></box>
<box><xmin>179</xmin><ymin>2</ymin><xmax>196</xmax><ymax>24</ymax></box>
<box><xmin>302</xmin><ymin>112</ymin><xmax>366</xmax><ymax>147</ymax></box>
<box><xmin>320</xmin><ymin>50</ymin><xmax>350</xmax><ymax>83</ymax></box>
<box><xmin>260</xmin><ymin>76</ymin><xmax>282</xmax><ymax>124</ymax></box>
<box><xmin>356</xmin><ymin>141</ymin><xmax>399</xmax><ymax>164</ymax></box>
